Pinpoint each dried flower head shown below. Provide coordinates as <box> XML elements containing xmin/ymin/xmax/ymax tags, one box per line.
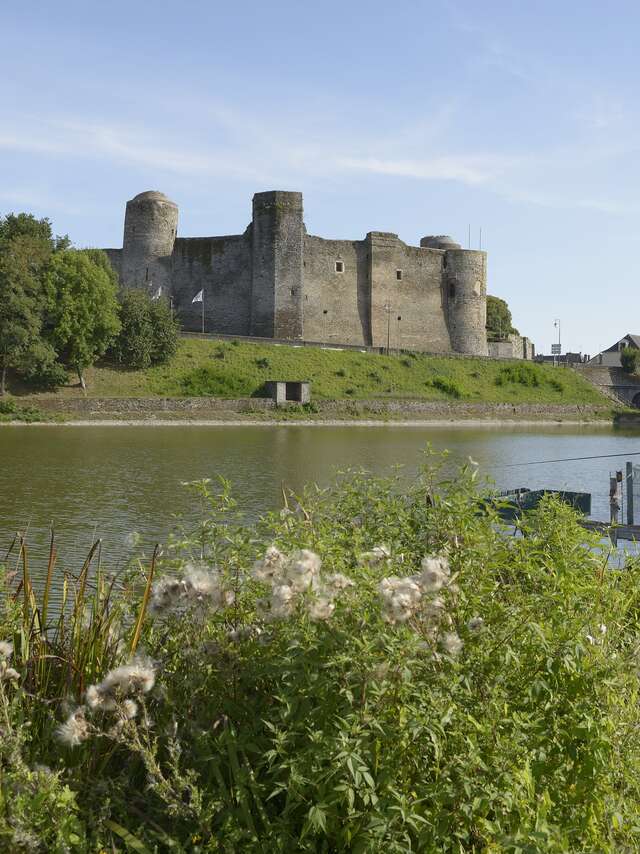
<box><xmin>149</xmin><ymin>576</ymin><xmax>184</xmax><ymax>615</ymax></box>
<box><xmin>441</xmin><ymin>632</ymin><xmax>463</xmax><ymax>658</ymax></box>
<box><xmin>268</xmin><ymin>583</ymin><xmax>296</xmax><ymax>620</ymax></box>
<box><xmin>0</xmin><ymin>641</ymin><xmax>13</xmax><ymax>660</ymax></box>
<box><xmin>308</xmin><ymin>595</ymin><xmax>335</xmax><ymax>621</ymax></box>
<box><xmin>360</xmin><ymin>545</ymin><xmax>391</xmax><ymax>567</ymax></box>
<box><xmin>55</xmin><ymin>707</ymin><xmax>90</xmax><ymax>748</ymax></box>
<box><xmin>419</xmin><ymin>556</ymin><xmax>451</xmax><ymax>593</ymax></box>
<box><xmin>86</xmin><ymin>657</ymin><xmax>156</xmax><ymax>713</ymax></box>
<box><xmin>122</xmin><ymin>699</ymin><xmax>138</xmax><ymax>720</ymax></box>
<box><xmin>380</xmin><ymin>576</ymin><xmax>422</xmax><ymax>624</ymax></box>
<box><xmin>285</xmin><ymin>549</ymin><xmax>322</xmax><ymax>592</ymax></box>
<box><xmin>423</xmin><ymin>596</ymin><xmax>446</xmax><ymax>621</ymax></box>
<box><xmin>1</xmin><ymin>666</ymin><xmax>20</xmax><ymax>682</ymax></box>
<box><xmin>252</xmin><ymin>545</ymin><xmax>287</xmax><ymax>582</ymax></box>
<box><xmin>150</xmin><ymin>565</ymin><xmax>233</xmax><ymax>617</ymax></box>
<box><xmin>324</xmin><ymin>573</ymin><xmax>356</xmax><ymax>591</ymax></box>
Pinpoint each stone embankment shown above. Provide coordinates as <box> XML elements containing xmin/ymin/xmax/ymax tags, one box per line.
<box><xmin>574</xmin><ymin>366</ymin><xmax>640</xmax><ymax>408</ymax></box>
<box><xmin>30</xmin><ymin>397</ymin><xmax>614</xmax><ymax>422</ymax></box>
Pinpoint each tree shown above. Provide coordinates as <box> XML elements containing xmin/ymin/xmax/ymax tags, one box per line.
<box><xmin>44</xmin><ymin>250</ymin><xmax>120</xmax><ymax>389</ymax></box>
<box><xmin>110</xmin><ymin>289</ymin><xmax>179</xmax><ymax>369</ymax></box>
<box><xmin>486</xmin><ymin>295</ymin><xmax>518</xmax><ymax>341</ymax></box>
<box><xmin>0</xmin><ymin>233</ymin><xmax>51</xmax><ymax>395</ymax></box>
<box><xmin>0</xmin><ymin>212</ymin><xmax>69</xmax><ymax>252</ymax></box>
<box><xmin>620</xmin><ymin>346</ymin><xmax>640</xmax><ymax>375</ymax></box>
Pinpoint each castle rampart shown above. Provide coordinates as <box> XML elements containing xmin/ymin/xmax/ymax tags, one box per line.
<box><xmin>102</xmin><ymin>189</ymin><xmax>497</xmax><ymax>356</ymax></box>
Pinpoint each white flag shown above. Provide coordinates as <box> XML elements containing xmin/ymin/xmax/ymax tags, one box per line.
<box><xmin>192</xmin><ymin>289</ymin><xmax>204</xmax><ymax>304</ymax></box>
<box><xmin>151</xmin><ymin>285</ymin><xmax>162</xmax><ymax>300</ymax></box>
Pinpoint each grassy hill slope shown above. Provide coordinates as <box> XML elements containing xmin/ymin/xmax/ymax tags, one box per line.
<box><xmin>11</xmin><ymin>338</ymin><xmax>610</xmax><ymax>406</ymax></box>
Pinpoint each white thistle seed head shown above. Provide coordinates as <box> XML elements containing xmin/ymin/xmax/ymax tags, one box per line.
<box><xmin>441</xmin><ymin>632</ymin><xmax>463</xmax><ymax>658</ymax></box>
<box><xmin>0</xmin><ymin>641</ymin><xmax>13</xmax><ymax>660</ymax></box>
<box><xmin>55</xmin><ymin>707</ymin><xmax>90</xmax><ymax>748</ymax></box>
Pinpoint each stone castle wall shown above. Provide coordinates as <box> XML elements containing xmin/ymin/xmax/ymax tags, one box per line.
<box><xmin>102</xmin><ymin>190</ymin><xmax>495</xmax><ymax>356</ymax></box>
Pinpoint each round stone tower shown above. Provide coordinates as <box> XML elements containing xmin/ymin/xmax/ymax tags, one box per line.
<box><xmin>120</xmin><ymin>190</ymin><xmax>178</xmax><ymax>293</ymax></box>
<box><xmin>444</xmin><ymin>248</ymin><xmax>488</xmax><ymax>356</ymax></box>
<box><xmin>421</xmin><ymin>236</ymin><xmax>487</xmax><ymax>355</ymax></box>
<box><xmin>419</xmin><ymin>235</ymin><xmax>461</xmax><ymax>251</ymax></box>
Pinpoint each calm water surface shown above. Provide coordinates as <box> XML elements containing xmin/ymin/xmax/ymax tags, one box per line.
<box><xmin>1</xmin><ymin>423</ymin><xmax>639</xmax><ymax>592</ymax></box>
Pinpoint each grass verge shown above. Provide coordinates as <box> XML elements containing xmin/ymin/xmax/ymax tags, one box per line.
<box><xmin>9</xmin><ymin>338</ymin><xmax>611</xmax><ymax>406</ymax></box>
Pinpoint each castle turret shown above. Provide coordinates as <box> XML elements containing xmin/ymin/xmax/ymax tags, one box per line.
<box><xmin>444</xmin><ymin>248</ymin><xmax>488</xmax><ymax>356</ymax></box>
<box><xmin>250</xmin><ymin>191</ymin><xmax>304</xmax><ymax>339</ymax></box>
<box><xmin>121</xmin><ymin>190</ymin><xmax>178</xmax><ymax>294</ymax></box>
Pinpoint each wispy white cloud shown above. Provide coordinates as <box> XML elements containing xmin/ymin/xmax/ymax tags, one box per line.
<box><xmin>336</xmin><ymin>154</ymin><xmax>518</xmax><ymax>186</ymax></box>
<box><xmin>1</xmin><ymin>107</ymin><xmax>640</xmax><ymax>219</ymax></box>
<box><xmin>0</xmin><ymin>117</ymin><xmax>275</xmax><ymax>183</ymax></box>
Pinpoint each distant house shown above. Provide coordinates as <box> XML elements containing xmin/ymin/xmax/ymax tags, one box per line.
<box><xmin>586</xmin><ymin>334</ymin><xmax>640</xmax><ymax>368</ymax></box>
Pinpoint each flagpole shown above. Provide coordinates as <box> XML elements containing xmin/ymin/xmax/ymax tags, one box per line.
<box><xmin>202</xmin><ymin>290</ymin><xmax>205</xmax><ymax>334</ymax></box>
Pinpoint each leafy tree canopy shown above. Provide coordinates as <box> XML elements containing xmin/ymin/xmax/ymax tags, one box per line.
<box><xmin>0</xmin><ymin>234</ymin><xmax>53</xmax><ymax>395</ymax></box>
<box><xmin>44</xmin><ymin>249</ymin><xmax>121</xmax><ymax>388</ymax></box>
<box><xmin>0</xmin><ymin>212</ymin><xmax>69</xmax><ymax>252</ymax></box>
<box><xmin>486</xmin><ymin>295</ymin><xmax>518</xmax><ymax>341</ymax></box>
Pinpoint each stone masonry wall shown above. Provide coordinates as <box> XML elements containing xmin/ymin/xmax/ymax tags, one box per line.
<box><xmin>302</xmin><ymin>235</ymin><xmax>370</xmax><ymax>345</ymax></box>
<box><xmin>31</xmin><ymin>396</ymin><xmax>610</xmax><ymax>421</ymax></box>
<box><xmin>172</xmin><ymin>234</ymin><xmax>252</xmax><ymax>334</ymax></box>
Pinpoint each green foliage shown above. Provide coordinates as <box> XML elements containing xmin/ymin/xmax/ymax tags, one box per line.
<box><xmin>495</xmin><ymin>363</ymin><xmax>565</xmax><ymax>396</ymax></box>
<box><xmin>0</xmin><ymin>231</ymin><xmax>52</xmax><ymax>395</ymax></box>
<box><xmin>0</xmin><ymin>212</ymin><xmax>56</xmax><ymax>250</ymax></box>
<box><xmin>496</xmin><ymin>363</ymin><xmax>541</xmax><ymax>387</ymax></box>
<box><xmin>109</xmin><ymin>289</ymin><xmax>180</xmax><ymax>369</ymax></box>
<box><xmin>427</xmin><ymin>375</ymin><xmax>463</xmax><ymax>398</ymax></box>
<box><xmin>0</xmin><ymin>397</ymin><xmax>46</xmax><ymax>422</ymax></box>
<box><xmin>486</xmin><ymin>295</ymin><xmax>518</xmax><ymax>340</ymax></box>
<box><xmin>3</xmin><ymin>458</ymin><xmax>640</xmax><ymax>850</ymax></box>
<box><xmin>620</xmin><ymin>347</ymin><xmax>640</xmax><ymax>375</ymax></box>
<box><xmin>43</xmin><ymin>249</ymin><xmax>121</xmax><ymax>387</ymax></box>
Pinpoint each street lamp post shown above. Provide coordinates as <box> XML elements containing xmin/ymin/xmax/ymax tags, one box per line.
<box><xmin>552</xmin><ymin>318</ymin><xmax>561</xmax><ymax>366</ymax></box>
<box><xmin>397</xmin><ymin>315</ymin><xmax>402</xmax><ymax>353</ymax></box>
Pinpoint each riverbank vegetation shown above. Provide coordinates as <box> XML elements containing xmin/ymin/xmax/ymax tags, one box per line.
<box><xmin>9</xmin><ymin>338</ymin><xmax>609</xmax><ymax>406</ymax></box>
<box><xmin>2</xmin><ymin>456</ymin><xmax>640</xmax><ymax>850</ymax></box>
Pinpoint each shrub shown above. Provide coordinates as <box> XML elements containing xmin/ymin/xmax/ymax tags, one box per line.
<box><xmin>4</xmin><ymin>459</ymin><xmax>640</xmax><ymax>850</ymax></box>
<box><xmin>621</xmin><ymin>347</ymin><xmax>640</xmax><ymax>375</ymax></box>
<box><xmin>429</xmin><ymin>376</ymin><xmax>463</xmax><ymax>398</ymax></box>
<box><xmin>495</xmin><ymin>364</ymin><xmax>541</xmax><ymax>387</ymax></box>
<box><xmin>110</xmin><ymin>290</ymin><xmax>179</xmax><ymax>369</ymax></box>
<box><xmin>17</xmin><ymin>339</ymin><xmax>68</xmax><ymax>390</ymax></box>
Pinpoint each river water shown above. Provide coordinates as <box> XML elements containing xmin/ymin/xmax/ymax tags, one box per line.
<box><xmin>1</xmin><ymin>423</ymin><xmax>639</xmax><ymax>594</ymax></box>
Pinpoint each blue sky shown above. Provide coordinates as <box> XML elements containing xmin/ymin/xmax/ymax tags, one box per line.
<box><xmin>1</xmin><ymin>0</ymin><xmax>638</xmax><ymax>355</ymax></box>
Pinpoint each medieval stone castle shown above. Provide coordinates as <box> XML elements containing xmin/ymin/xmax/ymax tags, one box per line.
<box><xmin>103</xmin><ymin>189</ymin><xmax>532</xmax><ymax>358</ymax></box>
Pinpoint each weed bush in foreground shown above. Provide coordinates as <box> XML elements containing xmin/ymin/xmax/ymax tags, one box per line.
<box><xmin>2</xmin><ymin>454</ymin><xmax>640</xmax><ymax>851</ymax></box>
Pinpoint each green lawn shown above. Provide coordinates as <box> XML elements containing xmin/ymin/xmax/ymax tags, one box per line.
<box><xmin>12</xmin><ymin>338</ymin><xmax>610</xmax><ymax>404</ymax></box>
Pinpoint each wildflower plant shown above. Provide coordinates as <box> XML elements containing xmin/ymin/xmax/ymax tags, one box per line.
<box><xmin>2</xmin><ymin>455</ymin><xmax>640</xmax><ymax>850</ymax></box>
